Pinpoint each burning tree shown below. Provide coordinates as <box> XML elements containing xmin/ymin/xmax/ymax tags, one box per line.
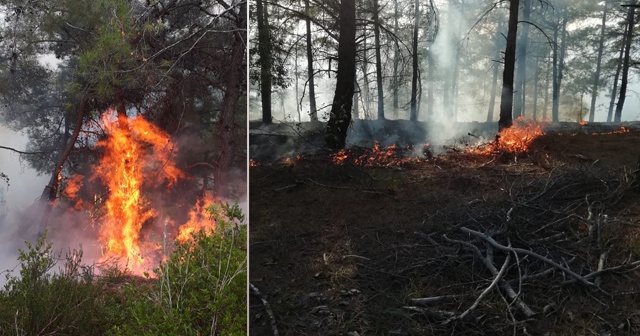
<box><xmin>0</xmin><ymin>0</ymin><xmax>247</xmax><ymax>270</ymax></box>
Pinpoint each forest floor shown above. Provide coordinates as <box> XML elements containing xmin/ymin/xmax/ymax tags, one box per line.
<box><xmin>249</xmin><ymin>125</ymin><xmax>640</xmax><ymax>335</ymax></box>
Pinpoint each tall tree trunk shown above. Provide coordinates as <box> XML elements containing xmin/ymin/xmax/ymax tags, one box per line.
<box><xmin>373</xmin><ymin>0</ymin><xmax>384</xmax><ymax>120</ymax></box>
<box><xmin>589</xmin><ymin>1</ymin><xmax>607</xmax><ymax>122</ymax></box>
<box><xmin>256</xmin><ymin>0</ymin><xmax>272</xmax><ymax>123</ymax></box>
<box><xmin>325</xmin><ymin>0</ymin><xmax>357</xmax><ymax>150</ymax></box>
<box><xmin>305</xmin><ymin>0</ymin><xmax>318</xmax><ymax>121</ymax></box>
<box><xmin>353</xmin><ymin>79</ymin><xmax>359</xmax><ymax>120</ymax></box>
<box><xmin>615</xmin><ymin>5</ymin><xmax>635</xmax><ymax>123</ymax></box>
<box><xmin>557</xmin><ymin>14</ymin><xmax>568</xmax><ymax>120</ymax></box>
<box><xmin>498</xmin><ymin>0</ymin><xmax>519</xmax><ymax>130</ymax></box>
<box><xmin>361</xmin><ymin>27</ymin><xmax>371</xmax><ymax>118</ymax></box>
<box><xmin>295</xmin><ymin>48</ymin><xmax>301</xmax><ymax>122</ymax></box>
<box><xmin>410</xmin><ymin>0</ymin><xmax>420</xmax><ymax>121</ymax></box>
<box><xmin>487</xmin><ymin>20</ymin><xmax>503</xmax><ymax>122</ymax></box>
<box><xmin>532</xmin><ymin>53</ymin><xmax>539</xmax><ymax>120</ymax></box>
<box><xmin>427</xmin><ymin>41</ymin><xmax>434</xmax><ymax>120</ymax></box>
<box><xmin>544</xmin><ymin>50</ymin><xmax>550</xmax><ymax>121</ymax></box>
<box><xmin>451</xmin><ymin>0</ymin><xmax>464</xmax><ymax>120</ymax></box>
<box><xmin>551</xmin><ymin>23</ymin><xmax>559</xmax><ymax>122</ymax></box>
<box><xmin>392</xmin><ymin>0</ymin><xmax>399</xmax><ymax>114</ymax></box>
<box><xmin>214</xmin><ymin>6</ymin><xmax>246</xmax><ymax>198</ymax></box>
<box><xmin>514</xmin><ymin>0</ymin><xmax>531</xmax><ymax>118</ymax></box>
<box><xmin>608</xmin><ymin>24</ymin><xmax>627</xmax><ymax>122</ymax></box>
<box><xmin>39</xmin><ymin>94</ymin><xmax>88</xmax><ymax>232</ymax></box>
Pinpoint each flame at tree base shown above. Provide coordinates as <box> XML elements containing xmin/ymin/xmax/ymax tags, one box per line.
<box><xmin>65</xmin><ymin>110</ymin><xmax>222</xmax><ymax>274</ymax></box>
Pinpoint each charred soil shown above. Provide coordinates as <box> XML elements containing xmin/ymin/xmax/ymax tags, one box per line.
<box><xmin>250</xmin><ymin>129</ymin><xmax>640</xmax><ymax>335</ymax></box>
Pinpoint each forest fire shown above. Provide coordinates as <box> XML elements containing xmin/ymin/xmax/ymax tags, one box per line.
<box><xmin>331</xmin><ymin>141</ymin><xmax>429</xmax><ymax>166</ymax></box>
<box><xmin>468</xmin><ymin>118</ymin><xmax>545</xmax><ymax>155</ymax></box>
<box><xmin>64</xmin><ymin>110</ymin><xmax>220</xmax><ymax>273</ymax></box>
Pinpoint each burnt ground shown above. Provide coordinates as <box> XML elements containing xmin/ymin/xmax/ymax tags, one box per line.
<box><xmin>249</xmin><ymin>125</ymin><xmax>640</xmax><ymax>336</ymax></box>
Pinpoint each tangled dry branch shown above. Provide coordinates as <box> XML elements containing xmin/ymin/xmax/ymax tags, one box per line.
<box><xmin>404</xmin><ymin>166</ymin><xmax>640</xmax><ymax>334</ymax></box>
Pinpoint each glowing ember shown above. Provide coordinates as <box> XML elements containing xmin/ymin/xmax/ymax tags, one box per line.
<box><xmin>332</xmin><ymin>150</ymin><xmax>349</xmax><ymax>165</ymax></box>
<box><xmin>331</xmin><ymin>142</ymin><xmax>429</xmax><ymax>167</ymax></box>
<box><xmin>249</xmin><ymin>159</ymin><xmax>258</xmax><ymax>167</ymax></box>
<box><xmin>591</xmin><ymin>126</ymin><xmax>629</xmax><ymax>135</ymax></box>
<box><xmin>579</xmin><ymin>121</ymin><xmax>588</xmax><ymax>126</ymax></box>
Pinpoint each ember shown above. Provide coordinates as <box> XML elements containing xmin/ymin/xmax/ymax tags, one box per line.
<box><xmin>331</xmin><ymin>141</ymin><xmax>429</xmax><ymax>167</ymax></box>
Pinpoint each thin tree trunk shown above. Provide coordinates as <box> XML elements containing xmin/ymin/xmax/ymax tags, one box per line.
<box><xmin>373</xmin><ymin>0</ymin><xmax>384</xmax><ymax>120</ymax></box>
<box><xmin>410</xmin><ymin>0</ymin><xmax>420</xmax><ymax>121</ymax></box>
<box><xmin>325</xmin><ymin>0</ymin><xmax>357</xmax><ymax>150</ymax></box>
<box><xmin>557</xmin><ymin>14</ymin><xmax>568</xmax><ymax>120</ymax></box>
<box><xmin>305</xmin><ymin>0</ymin><xmax>317</xmax><ymax>121</ymax></box>
<box><xmin>552</xmin><ymin>23</ymin><xmax>559</xmax><ymax>122</ymax></box>
<box><xmin>451</xmin><ymin>0</ymin><xmax>464</xmax><ymax>120</ymax></box>
<box><xmin>608</xmin><ymin>24</ymin><xmax>626</xmax><ymax>122</ymax></box>
<box><xmin>295</xmin><ymin>47</ymin><xmax>301</xmax><ymax>122</ymax></box>
<box><xmin>532</xmin><ymin>54</ymin><xmax>539</xmax><ymax>120</ymax></box>
<box><xmin>39</xmin><ymin>94</ymin><xmax>88</xmax><ymax>232</ymax></box>
<box><xmin>392</xmin><ymin>0</ymin><xmax>399</xmax><ymax>113</ymax></box>
<box><xmin>514</xmin><ymin>0</ymin><xmax>531</xmax><ymax>118</ymax></box>
<box><xmin>589</xmin><ymin>1</ymin><xmax>607</xmax><ymax>122</ymax></box>
<box><xmin>544</xmin><ymin>50</ymin><xmax>550</xmax><ymax>121</ymax></box>
<box><xmin>615</xmin><ymin>5</ymin><xmax>635</xmax><ymax>123</ymax></box>
<box><xmin>498</xmin><ymin>0</ymin><xmax>519</xmax><ymax>130</ymax></box>
<box><xmin>487</xmin><ymin>20</ymin><xmax>503</xmax><ymax>122</ymax></box>
<box><xmin>257</xmin><ymin>0</ymin><xmax>272</xmax><ymax>123</ymax></box>
<box><xmin>353</xmin><ymin>79</ymin><xmax>359</xmax><ymax>120</ymax></box>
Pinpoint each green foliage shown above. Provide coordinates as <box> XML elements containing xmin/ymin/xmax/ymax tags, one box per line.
<box><xmin>0</xmin><ymin>232</ymin><xmax>110</xmax><ymax>335</ymax></box>
<box><xmin>109</xmin><ymin>201</ymin><xmax>247</xmax><ymax>336</ymax></box>
<box><xmin>0</xmin><ymin>203</ymin><xmax>247</xmax><ymax>336</ymax></box>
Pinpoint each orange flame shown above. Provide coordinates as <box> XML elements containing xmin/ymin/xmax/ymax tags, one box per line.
<box><xmin>579</xmin><ymin>121</ymin><xmax>588</xmax><ymax>126</ymax></box>
<box><xmin>176</xmin><ymin>193</ymin><xmax>219</xmax><ymax>243</ymax></box>
<box><xmin>469</xmin><ymin>118</ymin><xmax>545</xmax><ymax>155</ymax></box>
<box><xmin>94</xmin><ymin>112</ymin><xmax>184</xmax><ymax>266</ymax></box>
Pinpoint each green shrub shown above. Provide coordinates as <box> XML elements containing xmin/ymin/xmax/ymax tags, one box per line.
<box><xmin>108</xmin><ymin>201</ymin><xmax>247</xmax><ymax>336</ymax></box>
<box><xmin>0</xmin><ymin>233</ymin><xmax>114</xmax><ymax>335</ymax></box>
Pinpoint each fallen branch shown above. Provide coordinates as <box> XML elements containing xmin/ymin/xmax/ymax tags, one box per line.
<box><xmin>442</xmin><ymin>235</ymin><xmax>535</xmax><ymax>318</ymax></box>
<box><xmin>460</xmin><ymin>227</ymin><xmax>594</xmax><ymax>287</ymax></box>
<box><xmin>249</xmin><ymin>283</ymin><xmax>279</xmax><ymax>336</ymax></box>
<box><xmin>446</xmin><ymin>251</ymin><xmax>512</xmax><ymax>324</ymax></box>
<box><xmin>410</xmin><ymin>295</ymin><xmax>462</xmax><ymax>306</ymax></box>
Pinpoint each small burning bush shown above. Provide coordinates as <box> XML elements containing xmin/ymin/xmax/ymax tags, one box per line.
<box><xmin>109</xmin><ymin>201</ymin><xmax>247</xmax><ymax>336</ymax></box>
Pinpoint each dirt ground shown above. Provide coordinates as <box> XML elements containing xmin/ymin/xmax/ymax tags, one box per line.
<box><xmin>249</xmin><ymin>128</ymin><xmax>640</xmax><ymax>336</ymax></box>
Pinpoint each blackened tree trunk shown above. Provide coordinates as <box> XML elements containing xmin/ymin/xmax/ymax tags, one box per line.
<box><xmin>615</xmin><ymin>5</ymin><xmax>635</xmax><ymax>123</ymax></box>
<box><xmin>214</xmin><ymin>3</ymin><xmax>246</xmax><ymax>198</ymax></box>
<box><xmin>589</xmin><ymin>2</ymin><xmax>607</xmax><ymax>122</ymax></box>
<box><xmin>39</xmin><ymin>94</ymin><xmax>88</xmax><ymax>232</ymax></box>
<box><xmin>532</xmin><ymin>54</ymin><xmax>539</xmax><ymax>120</ymax></box>
<box><xmin>325</xmin><ymin>0</ymin><xmax>356</xmax><ymax>150</ymax></box>
<box><xmin>608</xmin><ymin>24</ymin><xmax>626</xmax><ymax>122</ymax></box>
<box><xmin>256</xmin><ymin>0</ymin><xmax>272</xmax><ymax>123</ymax></box>
<box><xmin>373</xmin><ymin>0</ymin><xmax>384</xmax><ymax>120</ymax></box>
<box><xmin>305</xmin><ymin>0</ymin><xmax>318</xmax><ymax>121</ymax></box>
<box><xmin>552</xmin><ymin>12</ymin><xmax>567</xmax><ymax>123</ymax></box>
<box><xmin>498</xmin><ymin>0</ymin><xmax>519</xmax><ymax>130</ymax></box>
<box><xmin>513</xmin><ymin>0</ymin><xmax>531</xmax><ymax>118</ymax></box>
<box><xmin>410</xmin><ymin>0</ymin><xmax>420</xmax><ymax>121</ymax></box>
<box><xmin>551</xmin><ymin>23</ymin><xmax>559</xmax><ymax>122</ymax></box>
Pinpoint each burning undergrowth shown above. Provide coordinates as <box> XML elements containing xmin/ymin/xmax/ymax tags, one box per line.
<box><xmin>58</xmin><ymin>110</ymin><xmax>229</xmax><ymax>274</ymax></box>
<box><xmin>250</xmin><ymin>128</ymin><xmax>640</xmax><ymax>335</ymax></box>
